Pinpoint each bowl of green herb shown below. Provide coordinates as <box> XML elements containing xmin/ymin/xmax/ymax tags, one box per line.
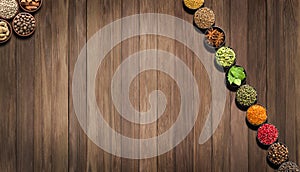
<box><xmin>215</xmin><ymin>46</ymin><xmax>236</xmax><ymax>70</ymax></box>
<box><xmin>226</xmin><ymin>65</ymin><xmax>247</xmax><ymax>91</ymax></box>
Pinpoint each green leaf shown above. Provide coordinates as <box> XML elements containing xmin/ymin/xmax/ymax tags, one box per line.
<box><xmin>231</xmin><ymin>70</ymin><xmax>245</xmax><ymax>80</ymax></box>
<box><xmin>227</xmin><ymin>73</ymin><xmax>235</xmax><ymax>84</ymax></box>
<box><xmin>233</xmin><ymin>79</ymin><xmax>242</xmax><ymax>86</ymax></box>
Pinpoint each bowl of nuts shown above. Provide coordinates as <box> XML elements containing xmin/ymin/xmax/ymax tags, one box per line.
<box><xmin>12</xmin><ymin>12</ymin><xmax>36</xmax><ymax>37</ymax></box>
<box><xmin>19</xmin><ymin>0</ymin><xmax>42</xmax><ymax>13</ymax></box>
<box><xmin>0</xmin><ymin>0</ymin><xmax>19</xmax><ymax>20</ymax></box>
<box><xmin>0</xmin><ymin>19</ymin><xmax>12</xmax><ymax>44</ymax></box>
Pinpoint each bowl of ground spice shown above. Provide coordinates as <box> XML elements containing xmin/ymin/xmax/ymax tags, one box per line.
<box><xmin>194</xmin><ymin>7</ymin><xmax>215</xmax><ymax>30</ymax></box>
<box><xmin>246</xmin><ymin>104</ymin><xmax>267</xmax><ymax>127</ymax></box>
<box><xmin>278</xmin><ymin>161</ymin><xmax>300</xmax><ymax>172</ymax></box>
<box><xmin>0</xmin><ymin>19</ymin><xmax>12</xmax><ymax>44</ymax></box>
<box><xmin>12</xmin><ymin>12</ymin><xmax>36</xmax><ymax>37</ymax></box>
<box><xmin>0</xmin><ymin>0</ymin><xmax>19</xmax><ymax>20</ymax></box>
<box><xmin>205</xmin><ymin>26</ymin><xmax>225</xmax><ymax>49</ymax></box>
<box><xmin>257</xmin><ymin>123</ymin><xmax>278</xmax><ymax>146</ymax></box>
<box><xmin>183</xmin><ymin>0</ymin><xmax>204</xmax><ymax>11</ymax></box>
<box><xmin>267</xmin><ymin>142</ymin><xmax>289</xmax><ymax>166</ymax></box>
<box><xmin>19</xmin><ymin>0</ymin><xmax>42</xmax><ymax>13</ymax></box>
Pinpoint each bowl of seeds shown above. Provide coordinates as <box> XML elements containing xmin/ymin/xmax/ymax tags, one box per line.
<box><xmin>267</xmin><ymin>142</ymin><xmax>289</xmax><ymax>166</ymax></box>
<box><xmin>257</xmin><ymin>123</ymin><xmax>279</xmax><ymax>147</ymax></box>
<box><xmin>205</xmin><ymin>26</ymin><xmax>225</xmax><ymax>49</ymax></box>
<box><xmin>215</xmin><ymin>46</ymin><xmax>236</xmax><ymax>70</ymax></box>
<box><xmin>235</xmin><ymin>84</ymin><xmax>257</xmax><ymax>111</ymax></box>
<box><xmin>247</xmin><ymin>104</ymin><xmax>267</xmax><ymax>127</ymax></box>
<box><xmin>12</xmin><ymin>12</ymin><xmax>36</xmax><ymax>37</ymax></box>
<box><xmin>194</xmin><ymin>7</ymin><xmax>215</xmax><ymax>30</ymax></box>
<box><xmin>19</xmin><ymin>0</ymin><xmax>42</xmax><ymax>13</ymax></box>
<box><xmin>0</xmin><ymin>19</ymin><xmax>12</xmax><ymax>44</ymax></box>
<box><xmin>278</xmin><ymin>161</ymin><xmax>300</xmax><ymax>172</ymax></box>
<box><xmin>183</xmin><ymin>0</ymin><xmax>204</xmax><ymax>11</ymax></box>
<box><xmin>0</xmin><ymin>0</ymin><xmax>19</xmax><ymax>20</ymax></box>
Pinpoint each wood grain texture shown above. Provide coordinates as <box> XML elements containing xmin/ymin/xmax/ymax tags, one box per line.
<box><xmin>0</xmin><ymin>0</ymin><xmax>299</xmax><ymax>171</ymax></box>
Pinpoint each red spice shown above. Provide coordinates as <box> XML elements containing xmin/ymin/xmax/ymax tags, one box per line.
<box><xmin>257</xmin><ymin>123</ymin><xmax>279</xmax><ymax>145</ymax></box>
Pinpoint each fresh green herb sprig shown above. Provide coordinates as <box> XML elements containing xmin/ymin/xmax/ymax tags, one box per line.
<box><xmin>227</xmin><ymin>66</ymin><xmax>246</xmax><ymax>86</ymax></box>
<box><xmin>215</xmin><ymin>47</ymin><xmax>236</xmax><ymax>67</ymax></box>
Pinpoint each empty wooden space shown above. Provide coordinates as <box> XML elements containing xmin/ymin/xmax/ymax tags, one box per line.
<box><xmin>0</xmin><ymin>0</ymin><xmax>299</xmax><ymax>171</ymax></box>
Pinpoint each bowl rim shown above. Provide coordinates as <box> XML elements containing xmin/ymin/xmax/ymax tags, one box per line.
<box><xmin>0</xmin><ymin>19</ymin><xmax>13</xmax><ymax>44</ymax></box>
<box><xmin>12</xmin><ymin>12</ymin><xmax>36</xmax><ymax>37</ymax></box>
<box><xmin>0</xmin><ymin>0</ymin><xmax>20</xmax><ymax>20</ymax></box>
<box><xmin>18</xmin><ymin>0</ymin><xmax>43</xmax><ymax>13</ymax></box>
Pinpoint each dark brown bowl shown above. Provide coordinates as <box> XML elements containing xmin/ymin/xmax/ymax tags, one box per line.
<box><xmin>18</xmin><ymin>0</ymin><xmax>42</xmax><ymax>13</ymax></box>
<box><xmin>256</xmin><ymin>123</ymin><xmax>279</xmax><ymax>147</ymax></box>
<box><xmin>0</xmin><ymin>19</ymin><xmax>13</xmax><ymax>44</ymax></box>
<box><xmin>246</xmin><ymin>104</ymin><xmax>268</xmax><ymax>127</ymax></box>
<box><xmin>0</xmin><ymin>0</ymin><xmax>19</xmax><ymax>20</ymax></box>
<box><xmin>204</xmin><ymin>26</ymin><xmax>226</xmax><ymax>49</ymax></box>
<box><xmin>225</xmin><ymin>65</ymin><xmax>247</xmax><ymax>91</ymax></box>
<box><xmin>12</xmin><ymin>12</ymin><xmax>36</xmax><ymax>37</ymax></box>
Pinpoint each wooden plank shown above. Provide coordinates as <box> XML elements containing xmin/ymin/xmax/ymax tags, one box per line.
<box><xmin>230</xmin><ymin>0</ymin><xmax>249</xmax><ymax>171</ymax></box>
<box><xmin>16</xmin><ymin>25</ymin><xmax>35</xmax><ymax>172</ymax></box>
<box><xmin>33</xmin><ymin>0</ymin><xmax>53</xmax><ymax>171</ymax></box>
<box><xmin>211</xmin><ymin>0</ymin><xmax>231</xmax><ymax>171</ymax></box>
<box><xmin>0</xmin><ymin>37</ymin><xmax>17</xmax><ymax>171</ymax></box>
<box><xmin>281</xmin><ymin>0</ymin><xmax>299</xmax><ymax>167</ymax></box>
<box><xmin>68</xmin><ymin>0</ymin><xmax>87</xmax><ymax>171</ymax></box>
<box><xmin>296</xmin><ymin>0</ymin><xmax>300</xmax><ymax>166</ymax></box>
<box><xmin>50</xmin><ymin>0</ymin><xmax>69</xmax><ymax>171</ymax></box>
<box><xmin>139</xmin><ymin>0</ymin><xmax>158</xmax><ymax>171</ymax></box>
<box><xmin>246</xmin><ymin>0</ymin><xmax>267</xmax><ymax>171</ymax></box>
<box><xmin>157</xmin><ymin>0</ymin><xmax>176</xmax><ymax>172</ymax></box>
<box><xmin>174</xmin><ymin>1</ymin><xmax>194</xmax><ymax>171</ymax></box>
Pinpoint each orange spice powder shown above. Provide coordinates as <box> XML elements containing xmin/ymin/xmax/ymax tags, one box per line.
<box><xmin>246</xmin><ymin>104</ymin><xmax>267</xmax><ymax>126</ymax></box>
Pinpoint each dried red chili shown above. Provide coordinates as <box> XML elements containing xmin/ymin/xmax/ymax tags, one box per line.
<box><xmin>257</xmin><ymin>123</ymin><xmax>279</xmax><ymax>145</ymax></box>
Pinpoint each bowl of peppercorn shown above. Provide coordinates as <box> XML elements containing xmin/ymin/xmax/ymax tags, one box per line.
<box><xmin>12</xmin><ymin>12</ymin><xmax>36</xmax><ymax>37</ymax></box>
<box><xmin>267</xmin><ymin>142</ymin><xmax>289</xmax><ymax>167</ymax></box>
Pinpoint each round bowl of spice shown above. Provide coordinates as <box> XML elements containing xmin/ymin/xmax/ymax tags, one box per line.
<box><xmin>235</xmin><ymin>84</ymin><xmax>257</xmax><ymax>110</ymax></box>
<box><xmin>183</xmin><ymin>0</ymin><xmax>204</xmax><ymax>11</ymax></box>
<box><xmin>205</xmin><ymin>26</ymin><xmax>225</xmax><ymax>49</ymax></box>
<box><xmin>278</xmin><ymin>161</ymin><xmax>300</xmax><ymax>172</ymax></box>
<box><xmin>267</xmin><ymin>142</ymin><xmax>289</xmax><ymax>166</ymax></box>
<box><xmin>0</xmin><ymin>19</ymin><xmax>12</xmax><ymax>44</ymax></box>
<box><xmin>225</xmin><ymin>65</ymin><xmax>246</xmax><ymax>91</ymax></box>
<box><xmin>18</xmin><ymin>0</ymin><xmax>43</xmax><ymax>13</ymax></box>
<box><xmin>194</xmin><ymin>7</ymin><xmax>215</xmax><ymax>30</ymax></box>
<box><xmin>19</xmin><ymin>0</ymin><xmax>42</xmax><ymax>13</ymax></box>
<box><xmin>0</xmin><ymin>0</ymin><xmax>19</xmax><ymax>20</ymax></box>
<box><xmin>12</xmin><ymin>12</ymin><xmax>36</xmax><ymax>37</ymax></box>
<box><xmin>257</xmin><ymin>123</ymin><xmax>278</xmax><ymax>146</ymax></box>
<box><xmin>246</xmin><ymin>104</ymin><xmax>267</xmax><ymax>127</ymax></box>
<box><xmin>215</xmin><ymin>46</ymin><xmax>236</xmax><ymax>70</ymax></box>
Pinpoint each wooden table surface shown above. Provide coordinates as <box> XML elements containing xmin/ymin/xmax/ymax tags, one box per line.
<box><xmin>0</xmin><ymin>0</ymin><xmax>299</xmax><ymax>171</ymax></box>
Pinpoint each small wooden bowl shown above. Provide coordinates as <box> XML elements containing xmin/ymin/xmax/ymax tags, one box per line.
<box><xmin>18</xmin><ymin>0</ymin><xmax>43</xmax><ymax>13</ymax></box>
<box><xmin>0</xmin><ymin>19</ymin><xmax>13</xmax><ymax>44</ymax></box>
<box><xmin>12</xmin><ymin>12</ymin><xmax>36</xmax><ymax>37</ymax></box>
<box><xmin>0</xmin><ymin>0</ymin><xmax>19</xmax><ymax>20</ymax></box>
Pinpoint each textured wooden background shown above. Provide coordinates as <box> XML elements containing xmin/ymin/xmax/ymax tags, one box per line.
<box><xmin>0</xmin><ymin>0</ymin><xmax>299</xmax><ymax>171</ymax></box>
